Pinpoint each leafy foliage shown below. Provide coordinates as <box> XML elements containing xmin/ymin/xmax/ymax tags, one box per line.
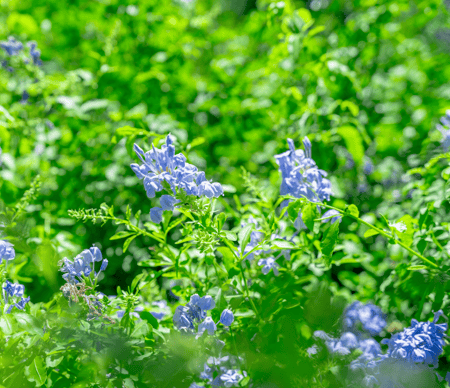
<box><xmin>0</xmin><ymin>0</ymin><xmax>450</xmax><ymax>387</ymax></box>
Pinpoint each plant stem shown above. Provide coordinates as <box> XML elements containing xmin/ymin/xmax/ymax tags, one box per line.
<box><xmin>239</xmin><ymin>261</ymin><xmax>260</xmax><ymax>319</ymax></box>
<box><xmin>318</xmin><ymin>203</ymin><xmax>438</xmax><ymax>269</ymax></box>
<box><xmin>220</xmin><ymin>237</ymin><xmax>261</xmax><ymax>319</ymax></box>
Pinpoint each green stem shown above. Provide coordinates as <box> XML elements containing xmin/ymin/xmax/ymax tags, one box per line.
<box><xmin>221</xmin><ymin>237</ymin><xmax>261</xmax><ymax>319</ymax></box>
<box><xmin>239</xmin><ymin>261</ymin><xmax>260</xmax><ymax>319</ymax></box>
<box><xmin>229</xmin><ymin>325</ymin><xmax>239</xmax><ymax>355</ymax></box>
<box><xmin>318</xmin><ymin>203</ymin><xmax>438</xmax><ymax>269</ymax></box>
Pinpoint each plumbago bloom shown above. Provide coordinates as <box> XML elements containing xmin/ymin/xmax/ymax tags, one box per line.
<box><xmin>59</xmin><ymin>247</ymin><xmax>110</xmax><ymax>321</ymax></box>
<box><xmin>173</xmin><ymin>294</ymin><xmax>216</xmax><ymax>334</ymax></box>
<box><xmin>175</xmin><ymin>297</ymin><xmax>245</xmax><ymax>387</ymax></box>
<box><xmin>0</xmin><ymin>240</ymin><xmax>15</xmax><ymax>264</ymax></box>
<box><xmin>191</xmin><ymin>354</ymin><xmax>246</xmax><ymax>388</ymax></box>
<box><xmin>275</xmin><ymin>137</ymin><xmax>333</xmax><ymax>230</ymax></box>
<box><xmin>381</xmin><ymin>310</ymin><xmax>447</xmax><ymax>366</ymax></box>
<box><xmin>343</xmin><ymin>301</ymin><xmax>387</xmax><ymax>337</ymax></box>
<box><xmin>348</xmin><ymin>310</ymin><xmax>448</xmax><ymax>388</ymax></box>
<box><xmin>437</xmin><ymin>110</ymin><xmax>450</xmax><ymax>151</ymax></box>
<box><xmin>0</xmin><ymin>241</ymin><xmax>30</xmax><ymax>313</ymax></box>
<box><xmin>275</xmin><ymin>137</ymin><xmax>332</xmax><ymax>203</ymax></box>
<box><xmin>130</xmin><ymin>134</ymin><xmax>224</xmax><ymax>223</ymax></box>
<box><xmin>0</xmin><ymin>36</ymin><xmax>42</xmax><ymax>71</ymax></box>
<box><xmin>3</xmin><ymin>280</ymin><xmax>30</xmax><ymax>314</ymax></box>
<box><xmin>59</xmin><ymin>246</ymin><xmax>107</xmax><ymax>285</ymax></box>
<box><xmin>237</xmin><ymin>217</ymin><xmax>291</xmax><ymax>276</ymax></box>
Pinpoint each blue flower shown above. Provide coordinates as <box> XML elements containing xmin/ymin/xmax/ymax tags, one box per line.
<box><xmin>220</xmin><ymin>309</ymin><xmax>234</xmax><ymax>327</ymax></box>
<box><xmin>100</xmin><ymin>259</ymin><xmax>108</xmax><ymax>272</ymax></box>
<box><xmin>362</xmin><ymin>375</ymin><xmax>378</xmax><ymax>388</ymax></box>
<box><xmin>173</xmin><ymin>293</ymin><xmax>215</xmax><ymax>333</ymax></box>
<box><xmin>151</xmin><ymin>311</ymin><xmax>166</xmax><ymax>320</ymax></box>
<box><xmin>60</xmin><ymin>247</ymin><xmax>106</xmax><ymax>284</ymax></box>
<box><xmin>150</xmin><ymin>207</ymin><xmax>164</xmax><ymax>223</ymax></box>
<box><xmin>258</xmin><ymin>257</ymin><xmax>280</xmax><ymax>276</ymax></box>
<box><xmin>20</xmin><ymin>90</ymin><xmax>29</xmax><ymax>104</ymax></box>
<box><xmin>198</xmin><ymin>295</ymin><xmax>215</xmax><ymax>310</ymax></box>
<box><xmin>381</xmin><ymin>310</ymin><xmax>447</xmax><ymax>367</ymax></box>
<box><xmin>3</xmin><ymin>280</ymin><xmax>25</xmax><ymax>298</ymax></box>
<box><xmin>363</xmin><ymin>158</ymin><xmax>374</xmax><ymax>175</ymax></box>
<box><xmin>343</xmin><ymin>301</ymin><xmax>387</xmax><ymax>336</ymax></box>
<box><xmin>27</xmin><ymin>41</ymin><xmax>42</xmax><ymax>66</ymax></box>
<box><xmin>437</xmin><ymin>110</ymin><xmax>450</xmax><ymax>151</ymax></box>
<box><xmin>160</xmin><ymin>194</ymin><xmax>180</xmax><ymax>211</ymax></box>
<box><xmin>0</xmin><ymin>36</ymin><xmax>23</xmax><ymax>56</ymax></box>
<box><xmin>0</xmin><ymin>240</ymin><xmax>15</xmax><ymax>264</ymax></box>
<box><xmin>198</xmin><ymin>316</ymin><xmax>217</xmax><ymax>336</ymax></box>
<box><xmin>131</xmin><ymin>135</ymin><xmax>224</xmax><ymax>222</ymax></box>
<box><xmin>213</xmin><ymin>369</ymin><xmax>243</xmax><ymax>387</ymax></box>
<box><xmin>275</xmin><ymin>137</ymin><xmax>332</xmax><ymax>203</ymax></box>
<box><xmin>6</xmin><ymin>296</ymin><xmax>30</xmax><ymax>313</ymax></box>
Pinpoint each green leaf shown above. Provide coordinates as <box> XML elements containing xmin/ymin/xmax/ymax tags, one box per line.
<box><xmin>364</xmin><ymin>229</ymin><xmax>379</xmax><ymax>238</ymax></box>
<box><xmin>35</xmin><ymin>241</ymin><xmax>59</xmax><ymax>290</ymax></box>
<box><xmin>216</xmin><ymin>213</ymin><xmax>227</xmax><ymax>230</ymax></box>
<box><xmin>287</xmin><ymin>199</ymin><xmax>301</xmax><ymax>222</ymax></box>
<box><xmin>116</xmin><ymin>126</ymin><xmax>141</xmax><ymax>136</ymax></box>
<box><xmin>417</xmin><ymin>240</ymin><xmax>427</xmax><ymax>255</ymax></box>
<box><xmin>302</xmin><ymin>202</ymin><xmax>319</xmax><ymax>231</ymax></box>
<box><xmin>131</xmin><ymin>321</ymin><xmax>150</xmax><ymax>338</ymax></box>
<box><xmin>25</xmin><ymin>356</ymin><xmax>47</xmax><ymax>386</ymax></box>
<box><xmin>269</xmin><ymin>239</ymin><xmax>297</xmax><ymax>250</ymax></box>
<box><xmin>418</xmin><ymin>206</ymin><xmax>431</xmax><ymax>230</ymax></box>
<box><xmin>345</xmin><ymin>204</ymin><xmax>359</xmax><ymax>218</ymax></box>
<box><xmin>394</xmin><ymin>214</ymin><xmax>417</xmax><ymax>247</ymax></box>
<box><xmin>320</xmin><ymin>221</ymin><xmax>340</xmax><ymax>259</ymax></box>
<box><xmin>141</xmin><ymin>311</ymin><xmax>159</xmax><ymax>329</ymax></box>
<box><xmin>0</xmin><ymin>315</ymin><xmax>14</xmax><ymax>335</ymax></box>
<box><xmin>217</xmin><ymin>247</ymin><xmax>240</xmax><ymax>278</ymax></box>
<box><xmin>341</xmin><ymin>101</ymin><xmax>359</xmax><ymax>117</ymax></box>
<box><xmin>131</xmin><ymin>273</ymin><xmax>145</xmax><ymax>293</ymax></box>
<box><xmin>110</xmin><ymin>231</ymin><xmax>135</xmax><ymax>240</ymax></box>
<box><xmin>45</xmin><ymin>355</ymin><xmax>63</xmax><ymax>368</ymax></box>
<box><xmin>238</xmin><ymin>224</ymin><xmax>254</xmax><ymax>255</ymax></box>
<box><xmin>337</xmin><ymin>126</ymin><xmax>365</xmax><ymax>166</ymax></box>
<box><xmin>407</xmin><ymin>265</ymin><xmax>428</xmax><ymax>271</ymax></box>
<box><xmin>217</xmin><ymin>247</ymin><xmax>236</xmax><ymax>270</ymax></box>
<box><xmin>123</xmin><ymin>234</ymin><xmax>137</xmax><ymax>252</ymax></box>
<box><xmin>222</xmin><ymin>231</ymin><xmax>237</xmax><ymax>241</ymax></box>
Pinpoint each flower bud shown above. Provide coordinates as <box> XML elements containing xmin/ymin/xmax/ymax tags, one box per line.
<box><xmin>219</xmin><ymin>309</ymin><xmax>234</xmax><ymax>327</ymax></box>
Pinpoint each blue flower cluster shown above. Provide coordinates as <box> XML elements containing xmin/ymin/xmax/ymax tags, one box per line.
<box><xmin>275</xmin><ymin>137</ymin><xmax>332</xmax><ymax>203</ymax></box>
<box><xmin>130</xmin><ymin>134</ymin><xmax>224</xmax><ymax>223</ymax></box>
<box><xmin>0</xmin><ymin>240</ymin><xmax>15</xmax><ymax>263</ymax></box>
<box><xmin>313</xmin><ymin>330</ymin><xmax>381</xmax><ymax>358</ymax></box>
<box><xmin>351</xmin><ymin>309</ymin><xmax>448</xmax><ymax>387</ymax></box>
<box><xmin>275</xmin><ymin>138</ymin><xmax>335</xmax><ymax>230</ymax></box>
<box><xmin>173</xmin><ymin>294</ymin><xmax>241</xmax><ymax>385</ymax></box>
<box><xmin>191</xmin><ymin>355</ymin><xmax>246</xmax><ymax>387</ymax></box>
<box><xmin>236</xmin><ymin>217</ymin><xmax>292</xmax><ymax>276</ymax></box>
<box><xmin>0</xmin><ymin>240</ymin><xmax>30</xmax><ymax>313</ymax></box>
<box><xmin>380</xmin><ymin>310</ymin><xmax>447</xmax><ymax>366</ymax></box>
<box><xmin>1</xmin><ymin>36</ymin><xmax>42</xmax><ymax>71</ymax></box>
<box><xmin>0</xmin><ymin>36</ymin><xmax>23</xmax><ymax>56</ymax></box>
<box><xmin>59</xmin><ymin>246</ymin><xmax>108</xmax><ymax>284</ymax></box>
<box><xmin>173</xmin><ymin>293</ymin><xmax>217</xmax><ymax>333</ymax></box>
<box><xmin>342</xmin><ymin>301</ymin><xmax>387</xmax><ymax>337</ymax></box>
<box><xmin>313</xmin><ymin>302</ymin><xmax>449</xmax><ymax>387</ymax></box>
<box><xmin>437</xmin><ymin>110</ymin><xmax>450</xmax><ymax>151</ymax></box>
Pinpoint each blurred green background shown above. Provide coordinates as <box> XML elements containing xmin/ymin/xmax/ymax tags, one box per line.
<box><xmin>1</xmin><ymin>0</ymin><xmax>450</xmax><ymax>306</ymax></box>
